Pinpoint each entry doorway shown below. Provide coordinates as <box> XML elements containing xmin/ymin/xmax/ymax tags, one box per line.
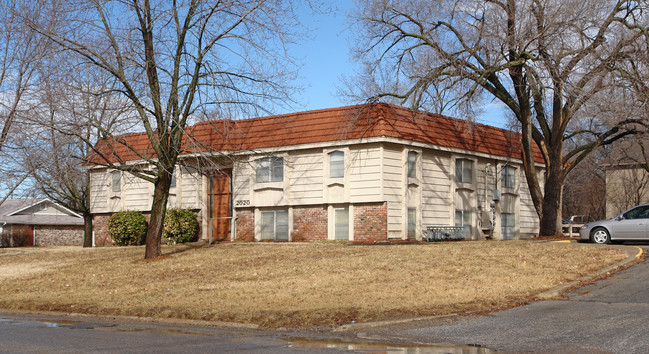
<box><xmin>208</xmin><ymin>170</ymin><xmax>232</xmax><ymax>242</ymax></box>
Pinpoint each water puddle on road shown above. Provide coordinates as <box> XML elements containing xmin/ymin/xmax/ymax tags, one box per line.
<box><xmin>285</xmin><ymin>337</ymin><xmax>496</xmax><ymax>353</ymax></box>
<box><xmin>0</xmin><ymin>317</ymin><xmax>106</xmax><ymax>330</ymax></box>
<box><xmin>107</xmin><ymin>327</ymin><xmax>217</xmax><ymax>336</ymax></box>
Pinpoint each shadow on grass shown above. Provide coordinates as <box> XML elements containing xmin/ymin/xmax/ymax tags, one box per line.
<box><xmin>135</xmin><ymin>241</ymin><xmax>211</xmax><ymax>263</ymax></box>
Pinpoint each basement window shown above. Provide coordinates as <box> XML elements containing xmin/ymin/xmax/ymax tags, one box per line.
<box><xmin>334</xmin><ymin>207</ymin><xmax>349</xmax><ymax>240</ymax></box>
<box><xmin>455</xmin><ymin>209</ymin><xmax>472</xmax><ymax>237</ymax></box>
<box><xmin>260</xmin><ymin>210</ymin><xmax>288</xmax><ymax>241</ymax></box>
<box><xmin>501</xmin><ymin>213</ymin><xmax>515</xmax><ymax>240</ymax></box>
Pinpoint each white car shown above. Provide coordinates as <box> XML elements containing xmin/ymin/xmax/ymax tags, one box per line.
<box><xmin>579</xmin><ymin>204</ymin><xmax>649</xmax><ymax>244</ymax></box>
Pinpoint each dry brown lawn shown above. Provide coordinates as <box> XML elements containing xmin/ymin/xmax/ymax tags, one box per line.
<box><xmin>0</xmin><ymin>242</ymin><xmax>626</xmax><ymax>328</ymax></box>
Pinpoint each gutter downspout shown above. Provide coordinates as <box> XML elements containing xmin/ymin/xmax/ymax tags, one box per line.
<box><xmin>230</xmin><ymin>169</ymin><xmax>234</xmax><ymax>242</ymax></box>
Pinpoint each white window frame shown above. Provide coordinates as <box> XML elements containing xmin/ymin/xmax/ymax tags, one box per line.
<box><xmin>170</xmin><ymin>169</ymin><xmax>177</xmax><ymax>189</ymax></box>
<box><xmin>334</xmin><ymin>207</ymin><xmax>349</xmax><ymax>240</ymax></box>
<box><xmin>329</xmin><ymin>150</ymin><xmax>344</xmax><ymax>179</ymax></box>
<box><xmin>259</xmin><ymin>209</ymin><xmax>289</xmax><ymax>241</ymax></box>
<box><xmin>501</xmin><ymin>212</ymin><xmax>515</xmax><ymax>240</ymax></box>
<box><xmin>111</xmin><ymin>170</ymin><xmax>121</xmax><ymax>193</ymax></box>
<box><xmin>407</xmin><ymin>207</ymin><xmax>417</xmax><ymax>239</ymax></box>
<box><xmin>502</xmin><ymin>165</ymin><xmax>516</xmax><ymax>189</ymax></box>
<box><xmin>255</xmin><ymin>156</ymin><xmax>283</xmax><ymax>183</ymax></box>
<box><xmin>407</xmin><ymin>151</ymin><xmax>418</xmax><ymax>178</ymax></box>
<box><xmin>455</xmin><ymin>209</ymin><xmax>472</xmax><ymax>237</ymax></box>
<box><xmin>328</xmin><ymin>205</ymin><xmax>354</xmax><ymax>240</ymax></box>
<box><xmin>455</xmin><ymin>158</ymin><xmax>473</xmax><ymax>184</ymax></box>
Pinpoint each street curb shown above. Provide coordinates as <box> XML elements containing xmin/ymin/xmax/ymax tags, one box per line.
<box><xmin>334</xmin><ymin>243</ymin><xmax>644</xmax><ymax>332</ymax></box>
<box><xmin>333</xmin><ymin>314</ymin><xmax>457</xmax><ymax>332</ymax></box>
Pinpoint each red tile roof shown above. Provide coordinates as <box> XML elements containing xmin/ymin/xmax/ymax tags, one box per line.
<box><xmin>87</xmin><ymin>103</ymin><xmax>544</xmax><ymax>165</ymax></box>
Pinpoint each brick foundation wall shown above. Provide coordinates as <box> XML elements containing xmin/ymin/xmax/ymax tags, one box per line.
<box><xmin>353</xmin><ymin>202</ymin><xmax>388</xmax><ymax>243</ymax></box>
<box><xmin>92</xmin><ymin>214</ymin><xmax>113</xmax><ymax>246</ymax></box>
<box><xmin>93</xmin><ymin>204</ymin><xmax>387</xmax><ymax>244</ymax></box>
<box><xmin>234</xmin><ymin>204</ymin><xmax>388</xmax><ymax>242</ymax></box>
<box><xmin>234</xmin><ymin>208</ymin><xmax>254</xmax><ymax>242</ymax></box>
<box><xmin>92</xmin><ymin>209</ymin><xmax>202</xmax><ymax>246</ymax></box>
<box><xmin>292</xmin><ymin>205</ymin><xmax>328</xmax><ymax>241</ymax></box>
<box><xmin>35</xmin><ymin>225</ymin><xmax>84</xmax><ymax>246</ymax></box>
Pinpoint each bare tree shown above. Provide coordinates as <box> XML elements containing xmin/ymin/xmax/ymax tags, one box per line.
<box><xmin>350</xmin><ymin>0</ymin><xmax>649</xmax><ymax>236</ymax></box>
<box><xmin>0</xmin><ymin>0</ymin><xmax>59</xmax><ymax>202</ymax></box>
<box><xmin>23</xmin><ymin>0</ymin><xmax>307</xmax><ymax>258</ymax></box>
<box><xmin>562</xmin><ymin>153</ymin><xmax>606</xmax><ymax>222</ymax></box>
<box><xmin>601</xmin><ymin>137</ymin><xmax>649</xmax><ymax>216</ymax></box>
<box><xmin>0</xmin><ymin>1</ymin><xmax>53</xmax><ymax>151</ymax></box>
<box><xmin>17</xmin><ymin>58</ymin><xmax>132</xmax><ymax>247</ymax></box>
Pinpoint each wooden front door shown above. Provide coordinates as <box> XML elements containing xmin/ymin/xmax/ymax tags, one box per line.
<box><xmin>208</xmin><ymin>170</ymin><xmax>232</xmax><ymax>242</ymax></box>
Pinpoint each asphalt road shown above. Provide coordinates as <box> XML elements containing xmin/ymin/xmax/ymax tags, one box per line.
<box><xmin>355</xmin><ymin>244</ymin><xmax>649</xmax><ymax>353</ymax></box>
<box><xmin>0</xmin><ymin>244</ymin><xmax>646</xmax><ymax>353</ymax></box>
<box><xmin>0</xmin><ymin>314</ymin><xmax>489</xmax><ymax>353</ymax></box>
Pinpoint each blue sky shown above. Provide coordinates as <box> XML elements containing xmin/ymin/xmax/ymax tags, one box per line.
<box><xmin>287</xmin><ymin>2</ymin><xmax>355</xmax><ymax>113</ymax></box>
<box><xmin>286</xmin><ymin>2</ymin><xmax>509</xmax><ymax>129</ymax></box>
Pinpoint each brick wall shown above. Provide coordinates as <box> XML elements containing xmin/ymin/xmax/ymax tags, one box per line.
<box><xmin>93</xmin><ymin>209</ymin><xmax>202</xmax><ymax>246</ymax></box>
<box><xmin>92</xmin><ymin>204</ymin><xmax>387</xmax><ymax>244</ymax></box>
<box><xmin>35</xmin><ymin>225</ymin><xmax>84</xmax><ymax>246</ymax></box>
<box><xmin>292</xmin><ymin>205</ymin><xmax>327</xmax><ymax>241</ymax></box>
<box><xmin>94</xmin><ymin>212</ymin><xmax>152</xmax><ymax>246</ymax></box>
<box><xmin>93</xmin><ymin>214</ymin><xmax>113</xmax><ymax>246</ymax></box>
<box><xmin>234</xmin><ymin>204</ymin><xmax>387</xmax><ymax>242</ymax></box>
<box><xmin>353</xmin><ymin>202</ymin><xmax>388</xmax><ymax>242</ymax></box>
<box><xmin>234</xmin><ymin>208</ymin><xmax>254</xmax><ymax>242</ymax></box>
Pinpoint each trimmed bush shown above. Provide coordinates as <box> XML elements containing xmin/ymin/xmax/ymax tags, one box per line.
<box><xmin>107</xmin><ymin>211</ymin><xmax>147</xmax><ymax>246</ymax></box>
<box><xmin>163</xmin><ymin>208</ymin><xmax>199</xmax><ymax>244</ymax></box>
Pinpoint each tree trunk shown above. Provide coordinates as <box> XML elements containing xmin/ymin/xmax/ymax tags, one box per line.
<box><xmin>83</xmin><ymin>212</ymin><xmax>93</xmax><ymax>247</ymax></box>
<box><xmin>539</xmin><ymin>148</ymin><xmax>565</xmax><ymax>236</ymax></box>
<box><xmin>519</xmin><ymin>115</ymin><xmax>544</xmax><ymax>222</ymax></box>
<box><xmin>145</xmin><ymin>169</ymin><xmax>172</xmax><ymax>259</ymax></box>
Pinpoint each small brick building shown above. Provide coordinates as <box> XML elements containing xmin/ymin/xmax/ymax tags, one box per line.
<box><xmin>88</xmin><ymin>103</ymin><xmax>544</xmax><ymax>243</ymax></box>
<box><xmin>0</xmin><ymin>199</ymin><xmax>84</xmax><ymax>247</ymax></box>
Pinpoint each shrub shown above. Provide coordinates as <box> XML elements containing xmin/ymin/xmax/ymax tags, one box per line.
<box><xmin>108</xmin><ymin>211</ymin><xmax>147</xmax><ymax>246</ymax></box>
<box><xmin>163</xmin><ymin>208</ymin><xmax>198</xmax><ymax>244</ymax></box>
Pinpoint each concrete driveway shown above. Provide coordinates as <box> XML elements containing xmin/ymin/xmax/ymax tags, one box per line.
<box><xmin>350</xmin><ymin>244</ymin><xmax>649</xmax><ymax>353</ymax></box>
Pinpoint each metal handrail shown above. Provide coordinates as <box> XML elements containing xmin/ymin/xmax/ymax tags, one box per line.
<box><xmin>425</xmin><ymin>226</ymin><xmax>465</xmax><ymax>241</ymax></box>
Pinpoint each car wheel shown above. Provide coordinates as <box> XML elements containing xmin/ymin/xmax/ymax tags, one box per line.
<box><xmin>591</xmin><ymin>228</ymin><xmax>610</xmax><ymax>244</ymax></box>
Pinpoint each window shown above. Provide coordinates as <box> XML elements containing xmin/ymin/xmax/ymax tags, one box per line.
<box><xmin>623</xmin><ymin>205</ymin><xmax>649</xmax><ymax>220</ymax></box>
<box><xmin>329</xmin><ymin>151</ymin><xmax>344</xmax><ymax>178</ymax></box>
<box><xmin>502</xmin><ymin>165</ymin><xmax>516</xmax><ymax>189</ymax></box>
<box><xmin>455</xmin><ymin>159</ymin><xmax>473</xmax><ymax>183</ymax></box>
<box><xmin>334</xmin><ymin>207</ymin><xmax>349</xmax><ymax>240</ymax></box>
<box><xmin>455</xmin><ymin>209</ymin><xmax>472</xmax><ymax>237</ymax></box>
<box><xmin>501</xmin><ymin>213</ymin><xmax>515</xmax><ymax>240</ymax></box>
<box><xmin>407</xmin><ymin>207</ymin><xmax>417</xmax><ymax>239</ymax></box>
<box><xmin>260</xmin><ymin>210</ymin><xmax>288</xmax><ymax>241</ymax></box>
<box><xmin>407</xmin><ymin>151</ymin><xmax>418</xmax><ymax>178</ymax></box>
<box><xmin>170</xmin><ymin>170</ymin><xmax>177</xmax><ymax>188</ymax></box>
<box><xmin>111</xmin><ymin>170</ymin><xmax>121</xmax><ymax>193</ymax></box>
<box><xmin>256</xmin><ymin>157</ymin><xmax>283</xmax><ymax>183</ymax></box>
